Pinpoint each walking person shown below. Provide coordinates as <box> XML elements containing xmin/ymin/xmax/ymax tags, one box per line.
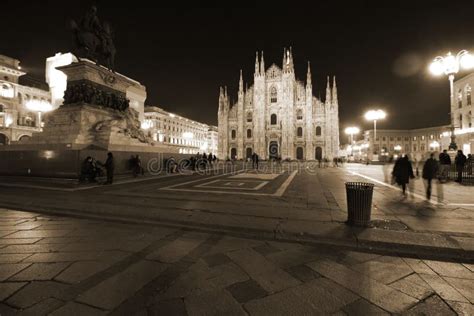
<box><xmin>422</xmin><ymin>153</ymin><xmax>439</xmax><ymax>200</ymax></box>
<box><xmin>135</xmin><ymin>155</ymin><xmax>144</xmax><ymax>176</ymax></box>
<box><xmin>104</xmin><ymin>152</ymin><xmax>115</xmax><ymax>184</ymax></box>
<box><xmin>438</xmin><ymin>149</ymin><xmax>451</xmax><ymax>182</ymax></box>
<box><xmin>392</xmin><ymin>155</ymin><xmax>414</xmax><ymax>196</ymax></box>
<box><xmin>455</xmin><ymin>150</ymin><xmax>467</xmax><ymax>183</ymax></box>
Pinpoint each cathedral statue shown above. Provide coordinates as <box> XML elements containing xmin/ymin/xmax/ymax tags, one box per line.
<box><xmin>70</xmin><ymin>5</ymin><xmax>116</xmax><ymax>71</ymax></box>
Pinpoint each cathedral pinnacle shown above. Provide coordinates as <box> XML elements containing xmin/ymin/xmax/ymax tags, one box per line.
<box><xmin>260</xmin><ymin>51</ymin><xmax>265</xmax><ymax>75</ymax></box>
<box><xmin>255</xmin><ymin>51</ymin><xmax>259</xmax><ymax>76</ymax></box>
<box><xmin>306</xmin><ymin>61</ymin><xmax>312</xmax><ymax>86</ymax></box>
<box><xmin>239</xmin><ymin>69</ymin><xmax>243</xmax><ymax>92</ymax></box>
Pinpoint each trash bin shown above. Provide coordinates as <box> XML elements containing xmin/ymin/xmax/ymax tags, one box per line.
<box><xmin>345</xmin><ymin>182</ymin><xmax>374</xmax><ymax>226</ymax></box>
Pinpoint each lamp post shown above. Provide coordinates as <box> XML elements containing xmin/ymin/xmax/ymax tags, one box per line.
<box><xmin>429</xmin><ymin>50</ymin><xmax>474</xmax><ymax>150</ymax></box>
<box><xmin>364</xmin><ymin>109</ymin><xmax>386</xmax><ymax>159</ymax></box>
<box><xmin>344</xmin><ymin>126</ymin><xmax>360</xmax><ymax>156</ymax></box>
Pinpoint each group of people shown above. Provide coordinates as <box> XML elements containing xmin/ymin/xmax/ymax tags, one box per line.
<box><xmin>129</xmin><ymin>155</ymin><xmax>145</xmax><ymax>177</ymax></box>
<box><xmin>392</xmin><ymin>149</ymin><xmax>472</xmax><ymax>200</ymax></box>
<box><xmin>79</xmin><ymin>152</ymin><xmax>115</xmax><ymax>184</ymax></box>
<box><xmin>189</xmin><ymin>152</ymin><xmax>217</xmax><ymax>171</ymax></box>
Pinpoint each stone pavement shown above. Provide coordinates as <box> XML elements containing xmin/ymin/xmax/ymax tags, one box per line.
<box><xmin>0</xmin><ymin>162</ymin><xmax>473</xmax><ymax>261</ymax></box>
<box><xmin>0</xmin><ymin>208</ymin><xmax>473</xmax><ymax>315</ymax></box>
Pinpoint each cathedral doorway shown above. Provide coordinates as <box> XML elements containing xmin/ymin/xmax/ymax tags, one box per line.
<box><xmin>296</xmin><ymin>147</ymin><xmax>304</xmax><ymax>160</ymax></box>
<box><xmin>315</xmin><ymin>147</ymin><xmax>322</xmax><ymax>160</ymax></box>
<box><xmin>230</xmin><ymin>148</ymin><xmax>237</xmax><ymax>160</ymax></box>
<box><xmin>246</xmin><ymin>147</ymin><xmax>253</xmax><ymax>160</ymax></box>
<box><xmin>269</xmin><ymin>141</ymin><xmax>278</xmax><ymax>159</ymax></box>
<box><xmin>0</xmin><ymin>133</ymin><xmax>8</xmax><ymax>145</ymax></box>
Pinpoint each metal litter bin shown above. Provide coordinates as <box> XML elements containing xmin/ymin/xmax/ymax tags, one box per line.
<box><xmin>345</xmin><ymin>182</ymin><xmax>374</xmax><ymax>226</ymax></box>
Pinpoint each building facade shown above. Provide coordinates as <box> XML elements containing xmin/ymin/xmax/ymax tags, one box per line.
<box><xmin>0</xmin><ymin>54</ymin><xmax>52</xmax><ymax>145</ymax></box>
<box><xmin>452</xmin><ymin>73</ymin><xmax>474</xmax><ymax>154</ymax></box>
<box><xmin>218</xmin><ymin>48</ymin><xmax>340</xmax><ymax>160</ymax></box>
<box><xmin>354</xmin><ymin>125</ymin><xmax>452</xmax><ymax>162</ymax></box>
<box><xmin>144</xmin><ymin>106</ymin><xmax>217</xmax><ymax>155</ymax></box>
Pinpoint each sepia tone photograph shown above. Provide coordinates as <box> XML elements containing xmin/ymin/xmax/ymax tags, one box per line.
<box><xmin>0</xmin><ymin>1</ymin><xmax>473</xmax><ymax>315</ymax></box>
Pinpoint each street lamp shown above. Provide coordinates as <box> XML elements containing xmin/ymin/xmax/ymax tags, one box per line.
<box><xmin>364</xmin><ymin>109</ymin><xmax>386</xmax><ymax>156</ymax></box>
<box><xmin>429</xmin><ymin>50</ymin><xmax>474</xmax><ymax>150</ymax></box>
<box><xmin>344</xmin><ymin>126</ymin><xmax>360</xmax><ymax>156</ymax></box>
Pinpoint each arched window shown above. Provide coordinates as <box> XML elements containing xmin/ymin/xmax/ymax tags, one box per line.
<box><xmin>316</xmin><ymin>126</ymin><xmax>322</xmax><ymax>136</ymax></box>
<box><xmin>247</xmin><ymin>129</ymin><xmax>252</xmax><ymax>138</ymax></box>
<box><xmin>466</xmin><ymin>85</ymin><xmax>472</xmax><ymax>106</ymax></box>
<box><xmin>231</xmin><ymin>129</ymin><xmax>236</xmax><ymax>139</ymax></box>
<box><xmin>270</xmin><ymin>114</ymin><xmax>277</xmax><ymax>125</ymax></box>
<box><xmin>296</xmin><ymin>109</ymin><xmax>303</xmax><ymax>120</ymax></box>
<box><xmin>0</xmin><ymin>104</ymin><xmax>4</xmax><ymax>112</ymax></box>
<box><xmin>0</xmin><ymin>84</ymin><xmax>13</xmax><ymax>98</ymax></box>
<box><xmin>297</xmin><ymin>127</ymin><xmax>303</xmax><ymax>137</ymax></box>
<box><xmin>18</xmin><ymin>93</ymin><xmax>23</xmax><ymax>104</ymax></box>
<box><xmin>270</xmin><ymin>87</ymin><xmax>277</xmax><ymax>103</ymax></box>
<box><xmin>246</xmin><ymin>112</ymin><xmax>252</xmax><ymax>123</ymax></box>
<box><xmin>458</xmin><ymin>89</ymin><xmax>463</xmax><ymax>108</ymax></box>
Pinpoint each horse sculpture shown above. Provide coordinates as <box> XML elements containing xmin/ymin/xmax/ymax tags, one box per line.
<box><xmin>70</xmin><ymin>7</ymin><xmax>116</xmax><ymax>71</ymax></box>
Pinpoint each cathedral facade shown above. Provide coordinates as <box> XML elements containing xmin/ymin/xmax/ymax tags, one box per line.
<box><xmin>218</xmin><ymin>48</ymin><xmax>340</xmax><ymax>161</ymax></box>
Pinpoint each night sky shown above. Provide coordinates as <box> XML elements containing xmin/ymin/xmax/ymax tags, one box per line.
<box><xmin>2</xmin><ymin>1</ymin><xmax>474</xmax><ymax>138</ymax></box>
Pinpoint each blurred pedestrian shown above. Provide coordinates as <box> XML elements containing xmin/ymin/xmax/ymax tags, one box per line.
<box><xmin>392</xmin><ymin>155</ymin><xmax>415</xmax><ymax>196</ymax></box>
<box><xmin>104</xmin><ymin>152</ymin><xmax>114</xmax><ymax>184</ymax></box>
<box><xmin>438</xmin><ymin>149</ymin><xmax>451</xmax><ymax>182</ymax></box>
<box><xmin>455</xmin><ymin>150</ymin><xmax>467</xmax><ymax>183</ymax></box>
<box><xmin>422</xmin><ymin>153</ymin><xmax>438</xmax><ymax>200</ymax></box>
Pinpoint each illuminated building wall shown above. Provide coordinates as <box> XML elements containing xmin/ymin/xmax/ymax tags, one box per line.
<box><xmin>452</xmin><ymin>73</ymin><xmax>474</xmax><ymax>154</ymax></box>
<box><xmin>0</xmin><ymin>54</ymin><xmax>52</xmax><ymax>145</ymax></box>
<box><xmin>144</xmin><ymin>106</ymin><xmax>215</xmax><ymax>155</ymax></box>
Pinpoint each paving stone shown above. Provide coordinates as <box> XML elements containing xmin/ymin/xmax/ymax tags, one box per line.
<box><xmin>401</xmin><ymin>258</ymin><xmax>436</xmax><ymax>275</ymax></box>
<box><xmin>243</xmin><ymin>284</ymin><xmax>317</xmax><ymax>315</ymax></box>
<box><xmin>22</xmin><ymin>250</ymin><xmax>128</xmax><ymax>263</ymax></box>
<box><xmin>404</xmin><ymin>295</ymin><xmax>456</xmax><ymax>316</ymax></box>
<box><xmin>342</xmin><ymin>298</ymin><xmax>390</xmax><ymax>315</ymax></box>
<box><xmin>444</xmin><ymin>277</ymin><xmax>474</xmax><ymax>303</ymax></box>
<box><xmin>390</xmin><ymin>274</ymin><xmax>434</xmax><ymax>300</ymax></box>
<box><xmin>9</xmin><ymin>262</ymin><xmax>70</xmax><ymax>281</ymax></box>
<box><xmin>252</xmin><ymin>243</ymin><xmax>281</xmax><ymax>256</ymax></box>
<box><xmin>55</xmin><ymin>261</ymin><xmax>112</xmax><ymax>284</ymax></box>
<box><xmin>446</xmin><ymin>300</ymin><xmax>474</xmax><ymax>316</ymax></box>
<box><xmin>419</xmin><ymin>274</ymin><xmax>469</xmax><ymax>303</ymax></box>
<box><xmin>0</xmin><ymin>253</ymin><xmax>32</xmax><ymax>263</ymax></box>
<box><xmin>148</xmin><ymin>298</ymin><xmax>187</xmax><ymax>316</ymax></box>
<box><xmin>371</xmin><ymin>288</ymin><xmax>419</xmax><ymax>313</ymax></box>
<box><xmin>451</xmin><ymin>236</ymin><xmax>474</xmax><ymax>251</ymax></box>
<box><xmin>307</xmin><ymin>259</ymin><xmax>394</xmax><ymax>303</ymax></box>
<box><xmin>423</xmin><ymin>260</ymin><xmax>474</xmax><ymax>279</ymax></box>
<box><xmin>0</xmin><ymin>263</ymin><xmax>31</xmax><ymax>281</ymax></box>
<box><xmin>203</xmin><ymin>253</ymin><xmax>232</xmax><ymax>268</ymax></box>
<box><xmin>0</xmin><ymin>302</ymin><xmax>18</xmax><ymax>315</ymax></box>
<box><xmin>0</xmin><ymin>282</ymin><xmax>27</xmax><ymax>301</ymax></box>
<box><xmin>77</xmin><ymin>260</ymin><xmax>166</xmax><ymax>310</ymax></box>
<box><xmin>59</xmin><ymin>240</ymin><xmax>150</xmax><ymax>253</ymax></box>
<box><xmin>341</xmin><ymin>251</ymin><xmax>382</xmax><ymax>264</ymax></box>
<box><xmin>49</xmin><ymin>301</ymin><xmax>106</xmax><ymax>315</ymax></box>
<box><xmin>20</xmin><ymin>297</ymin><xmax>65</xmax><ymax>316</ymax></box>
<box><xmin>0</xmin><ymin>230</ymin><xmax>16</xmax><ymax>237</ymax></box>
<box><xmin>0</xmin><ymin>238</ymin><xmax>41</xmax><ymax>245</ymax></box>
<box><xmin>226</xmin><ymin>279</ymin><xmax>268</xmax><ymax>303</ymax></box>
<box><xmin>0</xmin><ymin>243</ymin><xmax>68</xmax><ymax>254</ymax></box>
<box><xmin>12</xmin><ymin>223</ymin><xmax>43</xmax><ymax>230</ymax></box>
<box><xmin>147</xmin><ymin>232</ymin><xmax>209</xmax><ymax>263</ymax></box>
<box><xmin>462</xmin><ymin>263</ymin><xmax>474</xmax><ymax>273</ymax></box>
<box><xmin>227</xmin><ymin>248</ymin><xmax>301</xmax><ymax>293</ymax></box>
<box><xmin>285</xmin><ymin>264</ymin><xmax>322</xmax><ymax>282</ymax></box>
<box><xmin>6</xmin><ymin>281</ymin><xmax>69</xmax><ymax>309</ymax></box>
<box><xmin>265</xmin><ymin>248</ymin><xmax>321</xmax><ymax>269</ymax></box>
<box><xmin>207</xmin><ymin>236</ymin><xmax>264</xmax><ymax>254</ymax></box>
<box><xmin>351</xmin><ymin>259</ymin><xmax>413</xmax><ymax>284</ymax></box>
<box><xmin>5</xmin><ymin>230</ymin><xmax>71</xmax><ymax>238</ymax></box>
<box><xmin>185</xmin><ymin>289</ymin><xmax>246</xmax><ymax>316</ymax></box>
<box><xmin>36</xmin><ymin>237</ymin><xmax>83</xmax><ymax>244</ymax></box>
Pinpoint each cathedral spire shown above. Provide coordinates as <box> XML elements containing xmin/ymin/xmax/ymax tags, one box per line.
<box><xmin>254</xmin><ymin>51</ymin><xmax>259</xmax><ymax>76</ymax></box>
<box><xmin>260</xmin><ymin>51</ymin><xmax>265</xmax><ymax>75</ymax></box>
<box><xmin>332</xmin><ymin>76</ymin><xmax>338</xmax><ymax>106</ymax></box>
<box><xmin>306</xmin><ymin>61</ymin><xmax>312</xmax><ymax>87</ymax></box>
<box><xmin>282</xmin><ymin>47</ymin><xmax>286</xmax><ymax>68</ymax></box>
<box><xmin>239</xmin><ymin>69</ymin><xmax>243</xmax><ymax>93</ymax></box>
<box><xmin>325</xmin><ymin>76</ymin><xmax>331</xmax><ymax>104</ymax></box>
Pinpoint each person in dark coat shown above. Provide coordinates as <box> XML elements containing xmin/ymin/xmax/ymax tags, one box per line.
<box><xmin>392</xmin><ymin>155</ymin><xmax>414</xmax><ymax>195</ymax></box>
<box><xmin>104</xmin><ymin>152</ymin><xmax>114</xmax><ymax>184</ymax></box>
<box><xmin>80</xmin><ymin>156</ymin><xmax>96</xmax><ymax>183</ymax></box>
<box><xmin>422</xmin><ymin>153</ymin><xmax>439</xmax><ymax>200</ymax></box>
<box><xmin>438</xmin><ymin>149</ymin><xmax>451</xmax><ymax>182</ymax></box>
<box><xmin>455</xmin><ymin>150</ymin><xmax>467</xmax><ymax>183</ymax></box>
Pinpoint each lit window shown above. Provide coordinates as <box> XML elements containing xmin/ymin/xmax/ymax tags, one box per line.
<box><xmin>421</xmin><ymin>135</ymin><xmax>425</xmax><ymax>140</ymax></box>
<box><xmin>458</xmin><ymin>89</ymin><xmax>463</xmax><ymax>108</ymax></box>
<box><xmin>466</xmin><ymin>85</ymin><xmax>472</xmax><ymax>105</ymax></box>
<box><xmin>246</xmin><ymin>112</ymin><xmax>252</xmax><ymax>122</ymax></box>
<box><xmin>0</xmin><ymin>84</ymin><xmax>14</xmax><ymax>98</ymax></box>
